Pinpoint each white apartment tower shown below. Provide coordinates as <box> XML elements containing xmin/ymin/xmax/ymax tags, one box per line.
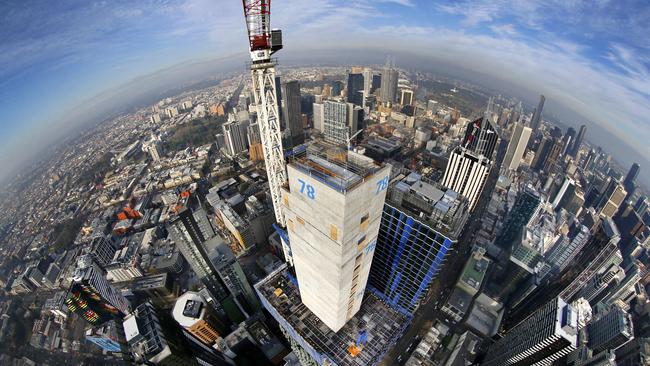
<box><xmin>282</xmin><ymin>143</ymin><xmax>390</xmax><ymax>332</ymax></box>
<box><xmin>442</xmin><ymin>148</ymin><xmax>490</xmax><ymax>211</ymax></box>
<box><xmin>503</xmin><ymin>122</ymin><xmax>532</xmax><ymax>171</ymax></box>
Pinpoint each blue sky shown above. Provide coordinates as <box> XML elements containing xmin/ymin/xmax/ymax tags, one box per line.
<box><xmin>1</xmin><ymin>0</ymin><xmax>649</xmax><ymax>183</ymax></box>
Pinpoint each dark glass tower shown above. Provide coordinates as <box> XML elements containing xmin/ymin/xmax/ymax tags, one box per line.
<box><xmin>530</xmin><ymin>94</ymin><xmax>545</xmax><ymax>131</ymax></box>
<box><xmin>346</xmin><ymin>73</ymin><xmax>364</xmax><ymax>107</ymax></box>
<box><xmin>368</xmin><ymin>175</ymin><xmax>469</xmax><ymax>314</ymax></box>
<box><xmin>281</xmin><ymin>80</ymin><xmax>304</xmax><ymax>146</ymax></box>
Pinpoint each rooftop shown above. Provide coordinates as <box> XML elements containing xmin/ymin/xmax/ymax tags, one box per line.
<box><xmin>172</xmin><ymin>292</ymin><xmax>207</xmax><ymax>328</ymax></box>
<box><xmin>388</xmin><ymin>175</ymin><xmax>469</xmax><ymax>239</ymax></box>
<box><xmin>289</xmin><ymin>142</ymin><xmax>384</xmax><ymax>193</ymax></box>
<box><xmin>256</xmin><ymin>265</ymin><xmax>409</xmax><ymax>366</ymax></box>
<box><xmin>459</xmin><ymin>250</ymin><xmax>490</xmax><ymax>291</ymax></box>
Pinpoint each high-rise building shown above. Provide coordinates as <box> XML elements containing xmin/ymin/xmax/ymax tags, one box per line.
<box><xmin>281</xmin><ymin>80</ymin><xmax>304</xmax><ymax>146</ymax></box>
<box><xmin>530</xmin><ymin>94</ymin><xmax>545</xmax><ymax>131</ymax></box>
<box><xmin>347</xmin><ymin>73</ymin><xmax>364</xmax><ymax>107</ymax></box>
<box><xmin>587</xmin><ymin>305</ymin><xmax>634</xmax><ymax>353</ymax></box>
<box><xmin>167</xmin><ymin>207</ymin><xmax>229</xmax><ymax>307</ymax></box>
<box><xmin>482</xmin><ymin>297</ymin><xmax>578</xmax><ymax>366</ymax></box>
<box><xmin>83</xmin><ymin>236</ymin><xmax>119</xmax><ymax>269</ymax></box>
<box><xmin>442</xmin><ymin>114</ymin><xmax>497</xmax><ymax>211</ymax></box>
<box><xmin>172</xmin><ymin>291</ymin><xmax>226</xmax><ymax>346</ymax></box>
<box><xmin>65</xmin><ymin>264</ymin><xmax>131</xmax><ymax>325</ymax></box>
<box><xmin>502</xmin><ymin>122</ymin><xmax>532</xmax><ymax>171</ymax></box>
<box><xmin>494</xmin><ymin>188</ymin><xmax>541</xmax><ymax>250</ymax></box>
<box><xmin>331</xmin><ymin>80</ymin><xmax>343</xmax><ymax>97</ymax></box>
<box><xmin>562</xmin><ymin>127</ymin><xmax>576</xmax><ymax>155</ymax></box>
<box><xmin>544</xmin><ymin>224</ymin><xmax>591</xmax><ymax>276</ymax></box>
<box><xmin>623</xmin><ymin>163</ymin><xmax>640</xmax><ymax>190</ymax></box>
<box><xmin>362</xmin><ymin>68</ymin><xmax>373</xmax><ymax>99</ymax></box>
<box><xmin>442</xmin><ymin>147</ymin><xmax>491</xmax><ymax>211</ymax></box>
<box><xmin>124</xmin><ymin>301</ymin><xmax>230</xmax><ymax>365</ymax></box>
<box><xmin>312</xmin><ymin>102</ymin><xmax>324</xmax><ymax>132</ymax></box>
<box><xmin>399</xmin><ymin>88</ymin><xmax>414</xmax><ymax>106</ymax></box>
<box><xmin>462</xmin><ymin>116</ymin><xmax>498</xmax><ymax>159</ymax></box>
<box><xmin>558</xmin><ymin>218</ymin><xmax>621</xmax><ymax>302</ymax></box>
<box><xmin>634</xmin><ymin>196</ymin><xmax>648</xmax><ymax>215</ymax></box>
<box><xmin>281</xmin><ymin>142</ymin><xmax>391</xmax><ymax>331</ymax></box>
<box><xmin>206</xmin><ymin>237</ymin><xmax>260</xmax><ymax>314</ymax></box>
<box><xmin>595</xmin><ymin>179</ymin><xmax>627</xmax><ymax>218</ymax></box>
<box><xmin>380</xmin><ymin>65</ymin><xmax>398</xmax><ymax>105</ymax></box>
<box><xmin>569</xmin><ymin>124</ymin><xmax>587</xmax><ymax>157</ymax></box>
<box><xmin>222</xmin><ymin>112</ymin><xmax>250</xmax><ymax>156</ymax></box>
<box><xmin>368</xmin><ymin>174</ymin><xmax>469</xmax><ymax>314</ymax></box>
<box><xmin>322</xmin><ymin>100</ymin><xmax>359</xmax><ymax>146</ymax></box>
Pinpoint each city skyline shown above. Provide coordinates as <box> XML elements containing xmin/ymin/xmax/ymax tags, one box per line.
<box><xmin>2</xmin><ymin>1</ymin><xmax>650</xmax><ymax>365</ymax></box>
<box><xmin>1</xmin><ymin>0</ymin><xmax>650</xmax><ymax>186</ymax></box>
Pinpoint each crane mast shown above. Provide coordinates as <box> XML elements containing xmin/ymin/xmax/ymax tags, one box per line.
<box><xmin>241</xmin><ymin>1</ymin><xmax>288</xmax><ymax>226</ymax></box>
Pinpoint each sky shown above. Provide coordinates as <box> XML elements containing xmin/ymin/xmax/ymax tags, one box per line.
<box><xmin>0</xmin><ymin>0</ymin><xmax>649</xmax><ymax>184</ymax></box>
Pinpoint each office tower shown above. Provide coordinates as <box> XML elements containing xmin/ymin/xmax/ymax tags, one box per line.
<box><xmin>313</xmin><ymin>102</ymin><xmax>324</xmax><ymax>132</ymax></box>
<box><xmin>85</xmin><ymin>320</ymin><xmax>127</xmax><ymax>353</ymax></box>
<box><xmin>509</xmin><ymin>101</ymin><xmax>523</xmax><ymax>126</ymax></box>
<box><xmin>167</xmin><ymin>207</ymin><xmax>229</xmax><ymax>307</ymax></box>
<box><xmin>368</xmin><ymin>174</ymin><xmax>470</xmax><ymax>314</ymax></box>
<box><xmin>83</xmin><ymin>236</ymin><xmax>119</xmax><ymax>269</ymax></box>
<box><xmin>206</xmin><ymin>237</ymin><xmax>260</xmax><ymax>314</ymax></box>
<box><xmin>544</xmin><ymin>224</ymin><xmax>591</xmax><ymax>276</ymax></box>
<box><xmin>322</xmin><ymin>100</ymin><xmax>359</xmax><ymax>146</ymax></box>
<box><xmin>380</xmin><ymin>64</ymin><xmax>398</xmax><ymax>105</ymax></box>
<box><xmin>372</xmin><ymin>74</ymin><xmax>381</xmax><ymax>92</ymax></box>
<box><xmin>615</xmin><ymin>338</ymin><xmax>650</xmax><ymax>365</ymax></box>
<box><xmin>347</xmin><ymin>73</ymin><xmax>364</xmax><ymax>106</ymax></box>
<box><xmin>502</xmin><ymin>122</ymin><xmax>532</xmax><ymax>171</ymax></box>
<box><xmin>130</xmin><ymin>273</ymin><xmax>179</xmax><ymax>310</ymax></box>
<box><xmin>482</xmin><ymin>297</ymin><xmax>577</xmax><ymax>366</ymax></box>
<box><xmin>587</xmin><ymin>305</ymin><xmax>634</xmax><ymax>353</ymax></box>
<box><xmin>323</xmin><ymin>100</ymin><xmax>348</xmax><ymax>145</ymax></box>
<box><xmin>124</xmin><ymin>301</ymin><xmax>230</xmax><ymax>365</ymax></box>
<box><xmin>462</xmin><ymin>116</ymin><xmax>498</xmax><ymax>159</ymax></box>
<box><xmin>595</xmin><ymin>179</ymin><xmax>627</xmax><ymax>218</ymax></box>
<box><xmin>558</xmin><ymin>218</ymin><xmax>621</xmax><ymax>302</ymax></box>
<box><xmin>562</xmin><ymin>127</ymin><xmax>576</xmax><ymax>155</ymax></box>
<box><xmin>543</xmin><ymin>137</ymin><xmax>564</xmax><ymax>173</ymax></box>
<box><xmin>569</xmin><ymin>124</ymin><xmax>587</xmax><ymax>157</ymax></box>
<box><xmin>281</xmin><ymin>80</ymin><xmax>304</xmax><ymax>146</ymax></box>
<box><xmin>331</xmin><ymin>80</ymin><xmax>343</xmax><ymax>97</ymax></box>
<box><xmin>281</xmin><ymin>142</ymin><xmax>391</xmax><ymax>331</ymax></box>
<box><xmin>399</xmin><ymin>88</ymin><xmax>414</xmax><ymax>106</ymax></box>
<box><xmin>634</xmin><ymin>196</ymin><xmax>648</xmax><ymax>214</ymax></box>
<box><xmin>623</xmin><ymin>163</ymin><xmax>640</xmax><ymax>190</ymax></box>
<box><xmin>495</xmin><ymin>188</ymin><xmax>541</xmax><ymax>249</ymax></box>
<box><xmin>530</xmin><ymin>94</ymin><xmax>545</xmax><ymax>131</ymax></box>
<box><xmin>172</xmin><ymin>291</ymin><xmax>226</xmax><ymax>346</ymax></box>
<box><xmin>65</xmin><ymin>264</ymin><xmax>131</xmax><ymax>325</ymax></box>
<box><xmin>222</xmin><ymin>112</ymin><xmax>250</xmax><ymax>156</ymax></box>
<box><xmin>552</xmin><ymin>177</ymin><xmax>576</xmax><ymax>209</ymax></box>
<box><xmin>442</xmin><ymin>147</ymin><xmax>490</xmax><ymax>211</ymax></box>
<box><xmin>442</xmin><ymin>115</ymin><xmax>497</xmax><ymax>211</ymax></box>
<box><xmin>362</xmin><ymin>68</ymin><xmax>372</xmax><ymax>98</ymax></box>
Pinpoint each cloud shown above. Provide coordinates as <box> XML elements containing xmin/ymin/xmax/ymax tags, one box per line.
<box><xmin>378</xmin><ymin>0</ymin><xmax>416</xmax><ymax>6</ymax></box>
<box><xmin>489</xmin><ymin>23</ymin><xmax>517</xmax><ymax>36</ymax></box>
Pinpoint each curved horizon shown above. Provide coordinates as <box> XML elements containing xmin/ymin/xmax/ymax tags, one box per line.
<box><xmin>1</xmin><ymin>0</ymin><xmax>649</xmax><ymax>184</ymax></box>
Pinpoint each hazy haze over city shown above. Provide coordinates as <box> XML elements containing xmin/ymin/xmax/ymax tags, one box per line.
<box><xmin>1</xmin><ymin>0</ymin><xmax>649</xmax><ymax>184</ymax></box>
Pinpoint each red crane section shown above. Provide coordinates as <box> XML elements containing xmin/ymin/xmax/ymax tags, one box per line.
<box><xmin>242</xmin><ymin>0</ymin><xmax>272</xmax><ymax>51</ymax></box>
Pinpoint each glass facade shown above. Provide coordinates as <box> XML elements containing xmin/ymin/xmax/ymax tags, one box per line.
<box><xmin>369</xmin><ymin>203</ymin><xmax>453</xmax><ymax>315</ymax></box>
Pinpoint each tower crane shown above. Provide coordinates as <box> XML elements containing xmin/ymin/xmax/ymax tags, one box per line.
<box><xmin>241</xmin><ymin>1</ymin><xmax>293</xmax><ymax>264</ymax></box>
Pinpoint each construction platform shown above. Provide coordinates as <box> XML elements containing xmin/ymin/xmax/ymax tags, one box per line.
<box><xmin>255</xmin><ymin>264</ymin><xmax>409</xmax><ymax>366</ymax></box>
